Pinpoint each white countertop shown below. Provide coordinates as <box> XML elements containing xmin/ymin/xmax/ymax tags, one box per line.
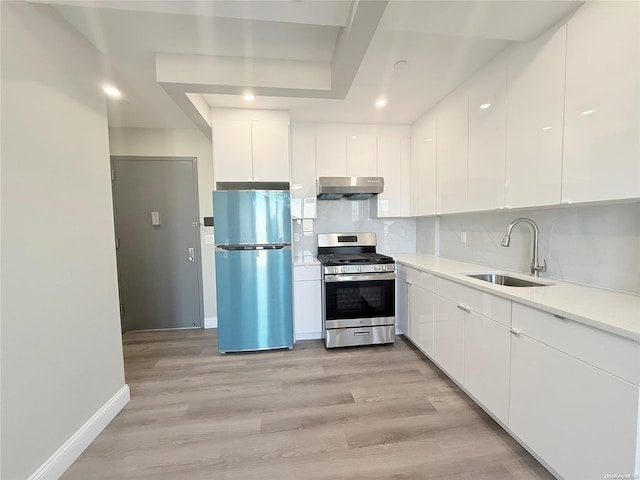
<box><xmin>394</xmin><ymin>254</ymin><xmax>640</xmax><ymax>342</ymax></box>
<box><xmin>292</xmin><ymin>254</ymin><xmax>321</xmax><ymax>266</ymax></box>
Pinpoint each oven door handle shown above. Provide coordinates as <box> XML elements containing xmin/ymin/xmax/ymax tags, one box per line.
<box><xmin>324</xmin><ymin>272</ymin><xmax>396</xmax><ymax>282</ymax></box>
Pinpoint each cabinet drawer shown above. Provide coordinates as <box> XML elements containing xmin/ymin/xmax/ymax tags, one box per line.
<box><xmin>434</xmin><ymin>277</ymin><xmax>511</xmax><ymax>327</ymax></box>
<box><xmin>293</xmin><ymin>264</ymin><xmax>321</xmax><ymax>281</ymax></box>
<box><xmin>512</xmin><ymin>303</ymin><xmax>640</xmax><ymax>385</ymax></box>
<box><xmin>403</xmin><ymin>265</ymin><xmax>434</xmax><ymax>292</ymax></box>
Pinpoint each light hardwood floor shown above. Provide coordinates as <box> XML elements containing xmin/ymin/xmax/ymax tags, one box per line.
<box><xmin>63</xmin><ymin>329</ymin><xmax>554</xmax><ymax>479</ymax></box>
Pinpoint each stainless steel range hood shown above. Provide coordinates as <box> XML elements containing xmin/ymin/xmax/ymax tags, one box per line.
<box><xmin>316</xmin><ymin>177</ymin><xmax>384</xmax><ymax>200</ymax></box>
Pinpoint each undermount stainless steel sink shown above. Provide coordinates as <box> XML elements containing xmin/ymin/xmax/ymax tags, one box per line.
<box><xmin>464</xmin><ymin>273</ymin><xmax>549</xmax><ymax>288</ymax></box>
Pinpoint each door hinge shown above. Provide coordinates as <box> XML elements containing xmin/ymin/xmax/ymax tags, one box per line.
<box><xmin>111</xmin><ymin>168</ymin><xmax>115</xmax><ymax>181</ymax></box>
<box><xmin>115</xmin><ymin>237</ymin><xmax>120</xmax><ymax>250</ymax></box>
<box><xmin>120</xmin><ymin>303</ymin><xmax>124</xmax><ymax>316</ymax></box>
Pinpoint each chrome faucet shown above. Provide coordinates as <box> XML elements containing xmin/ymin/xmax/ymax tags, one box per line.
<box><xmin>501</xmin><ymin>218</ymin><xmax>547</xmax><ymax>277</ymax></box>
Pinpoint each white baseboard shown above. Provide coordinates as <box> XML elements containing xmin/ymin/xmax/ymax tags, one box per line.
<box><xmin>295</xmin><ymin>332</ymin><xmax>322</xmax><ymax>341</ymax></box>
<box><xmin>204</xmin><ymin>316</ymin><xmax>217</xmax><ymax>329</ymax></box>
<box><xmin>28</xmin><ymin>384</ymin><xmax>130</xmax><ymax>480</ymax></box>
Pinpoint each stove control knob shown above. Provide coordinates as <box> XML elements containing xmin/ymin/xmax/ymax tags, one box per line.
<box><xmin>375</xmin><ymin>265</ymin><xmax>382</xmax><ymax>271</ymax></box>
<box><xmin>358</xmin><ymin>266</ymin><xmax>363</xmax><ymax>272</ymax></box>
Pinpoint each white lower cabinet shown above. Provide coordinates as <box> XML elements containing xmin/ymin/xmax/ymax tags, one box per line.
<box><xmin>509</xmin><ymin>332</ymin><xmax>639</xmax><ymax>480</ymax></box>
<box><xmin>463</xmin><ymin>311</ymin><xmax>510</xmax><ymax>424</ymax></box>
<box><xmin>293</xmin><ymin>264</ymin><xmax>322</xmax><ymax>341</ymax></box>
<box><xmin>398</xmin><ymin>263</ymin><xmax>640</xmax><ymax>480</ymax></box>
<box><xmin>397</xmin><ymin>264</ymin><xmax>434</xmax><ymax>356</ymax></box>
<box><xmin>408</xmin><ymin>284</ymin><xmax>434</xmax><ymax>357</ymax></box>
<box><xmin>433</xmin><ymin>294</ymin><xmax>465</xmax><ymax>384</ymax></box>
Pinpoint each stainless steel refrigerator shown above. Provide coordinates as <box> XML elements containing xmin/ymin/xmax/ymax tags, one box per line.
<box><xmin>213</xmin><ymin>189</ymin><xmax>293</xmax><ymax>353</ymax></box>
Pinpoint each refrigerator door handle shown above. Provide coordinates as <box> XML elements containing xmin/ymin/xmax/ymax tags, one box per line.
<box><xmin>217</xmin><ymin>244</ymin><xmax>290</xmax><ymax>251</ymax></box>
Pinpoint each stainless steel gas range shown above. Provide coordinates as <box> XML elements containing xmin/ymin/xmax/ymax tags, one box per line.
<box><xmin>317</xmin><ymin>233</ymin><xmax>395</xmax><ymax>348</ymax></box>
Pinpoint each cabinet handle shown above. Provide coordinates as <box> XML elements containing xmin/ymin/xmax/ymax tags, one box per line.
<box><xmin>510</xmin><ymin>329</ymin><xmax>521</xmax><ymax>336</ymax></box>
<box><xmin>456</xmin><ymin>304</ymin><xmax>471</xmax><ymax>313</ymax></box>
<box><xmin>406</xmin><ymin>280</ymin><xmax>412</xmax><ymax>286</ymax></box>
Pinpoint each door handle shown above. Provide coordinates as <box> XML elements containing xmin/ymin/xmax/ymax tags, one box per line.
<box><xmin>188</xmin><ymin>247</ymin><xmax>195</xmax><ymax>263</ymax></box>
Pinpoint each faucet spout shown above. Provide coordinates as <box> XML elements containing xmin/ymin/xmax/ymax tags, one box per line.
<box><xmin>500</xmin><ymin>218</ymin><xmax>547</xmax><ymax>277</ymax></box>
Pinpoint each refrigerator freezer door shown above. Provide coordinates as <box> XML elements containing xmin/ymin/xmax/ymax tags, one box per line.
<box><xmin>215</xmin><ymin>247</ymin><xmax>293</xmax><ymax>352</ymax></box>
<box><xmin>213</xmin><ymin>190</ymin><xmax>291</xmax><ymax>245</ymax></box>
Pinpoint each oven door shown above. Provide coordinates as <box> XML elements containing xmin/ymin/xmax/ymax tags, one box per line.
<box><xmin>323</xmin><ymin>272</ymin><xmax>395</xmax><ymax>328</ymax></box>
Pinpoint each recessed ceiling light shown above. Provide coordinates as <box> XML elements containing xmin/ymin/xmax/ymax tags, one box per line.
<box><xmin>542</xmin><ymin>126</ymin><xmax>553</xmax><ymax>131</ymax></box>
<box><xmin>581</xmin><ymin>109</ymin><xmax>595</xmax><ymax>116</ymax></box>
<box><xmin>244</xmin><ymin>94</ymin><xmax>255</xmax><ymax>101</ymax></box>
<box><xmin>375</xmin><ymin>98</ymin><xmax>387</xmax><ymax>108</ymax></box>
<box><xmin>103</xmin><ymin>86</ymin><xmax>121</xmax><ymax>98</ymax></box>
<box><xmin>479</xmin><ymin>103</ymin><xmax>491</xmax><ymax>110</ymax></box>
<box><xmin>425</xmin><ymin>138</ymin><xmax>433</xmax><ymax>142</ymax></box>
<box><xmin>250</xmin><ymin>116</ymin><xmax>259</xmax><ymax>121</ymax></box>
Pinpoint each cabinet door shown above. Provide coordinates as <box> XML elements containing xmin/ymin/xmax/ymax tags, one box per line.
<box><xmin>213</xmin><ymin>121</ymin><xmax>253</xmax><ymax>183</ymax></box>
<box><xmin>433</xmin><ymin>294</ymin><xmax>464</xmax><ymax>383</ymax></box>
<box><xmin>563</xmin><ymin>2</ymin><xmax>640</xmax><ymax>203</ymax></box>
<box><xmin>377</xmin><ymin>136</ymin><xmax>411</xmax><ymax>217</ymax></box>
<box><xmin>467</xmin><ymin>58</ymin><xmax>507</xmax><ymax>211</ymax></box>
<box><xmin>409</xmin><ymin>284</ymin><xmax>434</xmax><ymax>357</ymax></box>
<box><xmin>436</xmin><ymin>92</ymin><xmax>468</xmax><ymax>214</ymax></box>
<box><xmin>464</xmin><ymin>311</ymin><xmax>510</xmax><ymax>423</ymax></box>
<box><xmin>293</xmin><ymin>279</ymin><xmax>322</xmax><ymax>340</ymax></box>
<box><xmin>505</xmin><ymin>25</ymin><xmax>566</xmax><ymax>208</ymax></box>
<box><xmin>396</xmin><ymin>276</ymin><xmax>409</xmax><ymax>336</ymax></box>
<box><xmin>346</xmin><ymin>134</ymin><xmax>377</xmax><ymax>176</ymax></box>
<box><xmin>510</xmin><ymin>333</ymin><xmax>639</xmax><ymax>480</ymax></box>
<box><xmin>410</xmin><ymin>114</ymin><xmax>437</xmax><ymax>216</ymax></box>
<box><xmin>251</xmin><ymin>121</ymin><xmax>290</xmax><ymax>182</ymax></box>
<box><xmin>316</xmin><ymin>128</ymin><xmax>347</xmax><ymax>177</ymax></box>
<box><xmin>290</xmin><ymin>124</ymin><xmax>317</xmax><ymax>219</ymax></box>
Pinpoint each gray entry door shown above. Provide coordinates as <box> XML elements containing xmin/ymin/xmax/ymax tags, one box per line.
<box><xmin>112</xmin><ymin>156</ymin><xmax>202</xmax><ymax>331</ymax></box>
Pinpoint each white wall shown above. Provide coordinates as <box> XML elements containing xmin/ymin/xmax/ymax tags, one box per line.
<box><xmin>416</xmin><ymin>202</ymin><xmax>640</xmax><ymax>294</ymax></box>
<box><xmin>108</xmin><ymin>127</ymin><xmax>217</xmax><ymax>323</ymax></box>
<box><xmin>1</xmin><ymin>3</ymin><xmax>126</xmax><ymax>479</ymax></box>
<box><xmin>292</xmin><ymin>200</ymin><xmax>417</xmax><ymax>258</ymax></box>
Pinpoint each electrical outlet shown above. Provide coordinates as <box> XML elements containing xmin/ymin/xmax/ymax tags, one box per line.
<box><xmin>460</xmin><ymin>231</ymin><xmax>467</xmax><ymax>243</ymax></box>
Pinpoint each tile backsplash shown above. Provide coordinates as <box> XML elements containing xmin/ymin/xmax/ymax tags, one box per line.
<box><xmin>417</xmin><ymin>202</ymin><xmax>640</xmax><ymax>295</ymax></box>
<box><xmin>292</xmin><ymin>199</ymin><xmax>416</xmax><ymax>257</ymax></box>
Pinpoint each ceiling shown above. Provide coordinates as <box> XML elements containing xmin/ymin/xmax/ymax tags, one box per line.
<box><xmin>39</xmin><ymin>0</ymin><xmax>582</xmax><ymax>135</ymax></box>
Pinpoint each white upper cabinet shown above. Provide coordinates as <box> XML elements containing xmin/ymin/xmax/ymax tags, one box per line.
<box><xmin>377</xmin><ymin>135</ymin><xmax>411</xmax><ymax>217</ymax></box>
<box><xmin>436</xmin><ymin>91</ymin><xmax>469</xmax><ymax>214</ymax></box>
<box><xmin>290</xmin><ymin>123</ymin><xmax>317</xmax><ymax>219</ymax></box>
<box><xmin>505</xmin><ymin>25</ymin><xmax>566</xmax><ymax>209</ymax></box>
<box><xmin>212</xmin><ymin>109</ymin><xmax>290</xmax><ymax>184</ymax></box>
<box><xmin>467</xmin><ymin>57</ymin><xmax>507</xmax><ymax>211</ymax></box>
<box><xmin>562</xmin><ymin>2</ymin><xmax>640</xmax><ymax>203</ymax></box>
<box><xmin>315</xmin><ymin>125</ymin><xmax>347</xmax><ymax>177</ymax></box>
<box><xmin>346</xmin><ymin>133</ymin><xmax>377</xmax><ymax>177</ymax></box>
<box><xmin>410</xmin><ymin>113</ymin><xmax>437</xmax><ymax>216</ymax></box>
<box><xmin>213</xmin><ymin>121</ymin><xmax>253</xmax><ymax>182</ymax></box>
<box><xmin>251</xmin><ymin>120</ymin><xmax>290</xmax><ymax>182</ymax></box>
